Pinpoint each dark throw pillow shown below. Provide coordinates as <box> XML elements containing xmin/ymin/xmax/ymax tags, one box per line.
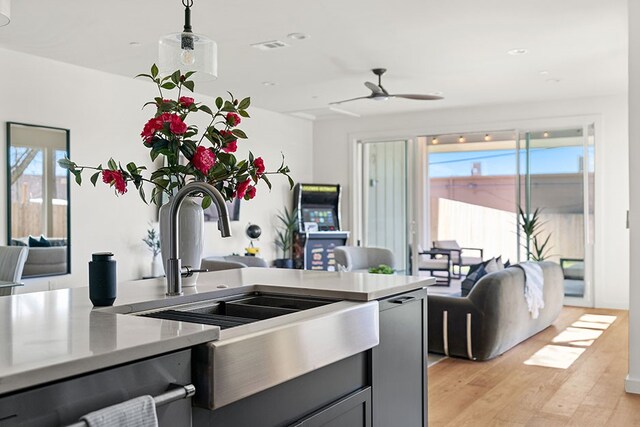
<box><xmin>461</xmin><ymin>264</ymin><xmax>487</xmax><ymax>297</ymax></box>
<box><xmin>29</xmin><ymin>235</ymin><xmax>52</xmax><ymax>247</ymax></box>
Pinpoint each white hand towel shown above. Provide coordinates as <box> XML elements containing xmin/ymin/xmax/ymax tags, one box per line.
<box><xmin>515</xmin><ymin>262</ymin><xmax>545</xmax><ymax>319</ymax></box>
<box><xmin>81</xmin><ymin>395</ymin><xmax>158</xmax><ymax>427</ymax></box>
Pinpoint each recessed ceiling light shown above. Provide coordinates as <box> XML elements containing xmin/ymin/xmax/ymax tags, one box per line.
<box><xmin>539</xmin><ymin>70</ymin><xmax>549</xmax><ymax>76</ymax></box>
<box><xmin>507</xmin><ymin>48</ymin><xmax>528</xmax><ymax>56</ymax></box>
<box><xmin>262</xmin><ymin>81</ymin><xmax>277</xmax><ymax>86</ymax></box>
<box><xmin>458</xmin><ymin>136</ymin><xmax>465</xmax><ymax>143</ymax></box>
<box><xmin>484</xmin><ymin>134</ymin><xmax>491</xmax><ymax>141</ymax></box>
<box><xmin>287</xmin><ymin>32</ymin><xmax>310</xmax><ymax>40</ymax></box>
<box><xmin>311</xmin><ymin>95</ymin><xmax>319</xmax><ymax>99</ymax></box>
<box><xmin>251</xmin><ymin>40</ymin><xmax>289</xmax><ymax>51</ymax></box>
<box><xmin>546</xmin><ymin>78</ymin><xmax>561</xmax><ymax>83</ymax></box>
<box><xmin>429</xmin><ymin>91</ymin><xmax>444</xmax><ymax>96</ymax></box>
<box><xmin>432</xmin><ymin>138</ymin><xmax>439</xmax><ymax>145</ymax></box>
<box><xmin>129</xmin><ymin>41</ymin><xmax>142</xmax><ymax>47</ymax></box>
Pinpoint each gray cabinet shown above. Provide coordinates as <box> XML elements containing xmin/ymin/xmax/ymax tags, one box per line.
<box><xmin>372</xmin><ymin>288</ymin><xmax>428</xmax><ymax>427</ymax></box>
<box><xmin>0</xmin><ymin>350</ymin><xmax>192</xmax><ymax>426</ymax></box>
<box><xmin>292</xmin><ymin>387</ymin><xmax>371</xmax><ymax>427</ymax></box>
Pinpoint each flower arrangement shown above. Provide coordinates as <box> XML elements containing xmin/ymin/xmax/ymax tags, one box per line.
<box><xmin>58</xmin><ymin>64</ymin><xmax>293</xmax><ymax>208</ymax></box>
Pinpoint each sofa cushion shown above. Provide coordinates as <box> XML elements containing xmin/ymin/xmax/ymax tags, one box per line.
<box><xmin>28</xmin><ymin>235</ymin><xmax>51</xmax><ymax>247</ymax></box>
<box><xmin>461</xmin><ymin>263</ymin><xmax>487</xmax><ymax>296</ymax></box>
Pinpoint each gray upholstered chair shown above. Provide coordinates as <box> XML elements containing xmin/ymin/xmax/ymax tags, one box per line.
<box><xmin>0</xmin><ymin>246</ymin><xmax>29</xmax><ymax>296</ymax></box>
<box><xmin>201</xmin><ymin>255</ymin><xmax>269</xmax><ymax>272</ymax></box>
<box><xmin>418</xmin><ymin>249</ymin><xmax>451</xmax><ymax>286</ymax></box>
<box><xmin>432</xmin><ymin>240</ymin><xmax>483</xmax><ymax>277</ymax></box>
<box><xmin>333</xmin><ymin>246</ymin><xmax>395</xmax><ymax>273</ymax></box>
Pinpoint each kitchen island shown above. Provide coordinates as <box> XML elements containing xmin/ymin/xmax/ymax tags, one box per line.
<box><xmin>0</xmin><ymin>269</ymin><xmax>433</xmax><ymax>426</ymax></box>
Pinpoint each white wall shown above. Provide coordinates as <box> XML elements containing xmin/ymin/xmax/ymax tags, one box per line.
<box><xmin>0</xmin><ymin>47</ymin><xmax>312</xmax><ymax>292</ymax></box>
<box><xmin>314</xmin><ymin>95</ymin><xmax>629</xmax><ymax>309</ymax></box>
<box><xmin>626</xmin><ymin>0</ymin><xmax>640</xmax><ymax>394</ymax></box>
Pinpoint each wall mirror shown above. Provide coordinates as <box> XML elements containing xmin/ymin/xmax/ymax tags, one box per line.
<box><xmin>6</xmin><ymin>122</ymin><xmax>71</xmax><ymax>277</ymax></box>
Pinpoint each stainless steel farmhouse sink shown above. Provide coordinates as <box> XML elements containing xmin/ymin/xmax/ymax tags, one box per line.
<box><xmin>129</xmin><ymin>291</ymin><xmax>380</xmax><ymax>410</ymax></box>
<box><xmin>137</xmin><ymin>292</ymin><xmax>335</xmax><ymax>329</ymax></box>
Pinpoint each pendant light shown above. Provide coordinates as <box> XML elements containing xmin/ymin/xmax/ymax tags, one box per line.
<box><xmin>0</xmin><ymin>0</ymin><xmax>10</xmax><ymax>27</ymax></box>
<box><xmin>158</xmin><ymin>0</ymin><xmax>217</xmax><ymax>80</ymax></box>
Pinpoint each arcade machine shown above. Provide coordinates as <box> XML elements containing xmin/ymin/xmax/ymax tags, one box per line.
<box><xmin>292</xmin><ymin>184</ymin><xmax>350</xmax><ymax>271</ymax></box>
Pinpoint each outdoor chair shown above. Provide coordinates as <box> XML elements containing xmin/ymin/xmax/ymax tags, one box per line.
<box><xmin>432</xmin><ymin>240</ymin><xmax>483</xmax><ymax>278</ymax></box>
<box><xmin>418</xmin><ymin>249</ymin><xmax>452</xmax><ymax>286</ymax></box>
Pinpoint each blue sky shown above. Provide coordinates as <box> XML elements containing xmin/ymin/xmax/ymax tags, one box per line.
<box><xmin>429</xmin><ymin>146</ymin><xmax>594</xmax><ymax>178</ymax></box>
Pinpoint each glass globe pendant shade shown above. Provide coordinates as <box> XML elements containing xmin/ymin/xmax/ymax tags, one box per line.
<box><xmin>159</xmin><ymin>32</ymin><xmax>217</xmax><ymax>80</ymax></box>
<box><xmin>0</xmin><ymin>0</ymin><xmax>11</xmax><ymax>27</ymax></box>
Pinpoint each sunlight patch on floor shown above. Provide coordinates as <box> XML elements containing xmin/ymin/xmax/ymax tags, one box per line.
<box><xmin>524</xmin><ymin>314</ymin><xmax>617</xmax><ymax>369</ymax></box>
<box><xmin>524</xmin><ymin>344</ymin><xmax>586</xmax><ymax>369</ymax></box>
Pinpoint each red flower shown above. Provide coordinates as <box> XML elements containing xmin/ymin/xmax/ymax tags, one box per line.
<box><xmin>226</xmin><ymin>112</ymin><xmax>241</xmax><ymax>127</ymax></box>
<box><xmin>102</xmin><ymin>170</ymin><xmax>127</xmax><ymax>195</ymax></box>
<box><xmin>235</xmin><ymin>179</ymin><xmax>251</xmax><ymax>199</ymax></box>
<box><xmin>222</xmin><ymin>140</ymin><xmax>238</xmax><ymax>153</ymax></box>
<box><xmin>141</xmin><ymin>117</ymin><xmax>163</xmax><ymax>142</ymax></box>
<box><xmin>168</xmin><ymin>115</ymin><xmax>187</xmax><ymax>134</ymax></box>
<box><xmin>253</xmin><ymin>157</ymin><xmax>265</xmax><ymax>176</ymax></box>
<box><xmin>192</xmin><ymin>146</ymin><xmax>216</xmax><ymax>175</ymax></box>
<box><xmin>246</xmin><ymin>185</ymin><xmax>257</xmax><ymax>200</ymax></box>
<box><xmin>179</xmin><ymin>96</ymin><xmax>194</xmax><ymax>108</ymax></box>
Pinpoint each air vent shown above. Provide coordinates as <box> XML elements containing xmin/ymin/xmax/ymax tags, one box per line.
<box><xmin>251</xmin><ymin>40</ymin><xmax>290</xmax><ymax>51</ymax></box>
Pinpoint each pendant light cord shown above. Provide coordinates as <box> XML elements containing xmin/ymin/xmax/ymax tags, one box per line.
<box><xmin>182</xmin><ymin>0</ymin><xmax>193</xmax><ymax>33</ymax></box>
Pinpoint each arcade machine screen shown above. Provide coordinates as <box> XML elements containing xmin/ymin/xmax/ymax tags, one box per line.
<box><xmin>302</xmin><ymin>207</ymin><xmax>337</xmax><ymax>231</ymax></box>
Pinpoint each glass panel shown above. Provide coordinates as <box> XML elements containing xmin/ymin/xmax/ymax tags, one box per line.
<box><xmin>364</xmin><ymin>140</ymin><xmax>408</xmax><ymax>272</ymax></box>
<box><xmin>427</xmin><ymin>132</ymin><xmax>519</xmax><ymax>268</ymax></box>
<box><xmin>522</xmin><ymin>128</ymin><xmax>588</xmax><ymax>298</ymax></box>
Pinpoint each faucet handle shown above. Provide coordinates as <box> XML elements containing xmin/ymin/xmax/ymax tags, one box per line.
<box><xmin>180</xmin><ymin>266</ymin><xmax>209</xmax><ymax>278</ymax></box>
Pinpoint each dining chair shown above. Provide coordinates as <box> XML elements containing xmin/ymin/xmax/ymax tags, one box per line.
<box><xmin>0</xmin><ymin>246</ymin><xmax>29</xmax><ymax>296</ymax></box>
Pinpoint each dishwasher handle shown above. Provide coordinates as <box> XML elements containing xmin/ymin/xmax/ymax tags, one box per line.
<box><xmin>66</xmin><ymin>383</ymin><xmax>195</xmax><ymax>427</ymax></box>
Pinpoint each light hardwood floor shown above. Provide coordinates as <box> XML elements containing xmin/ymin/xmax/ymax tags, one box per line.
<box><xmin>428</xmin><ymin>307</ymin><xmax>640</xmax><ymax>426</ymax></box>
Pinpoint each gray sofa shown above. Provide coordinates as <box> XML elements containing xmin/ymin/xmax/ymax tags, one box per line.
<box><xmin>428</xmin><ymin>261</ymin><xmax>564</xmax><ymax>361</ymax></box>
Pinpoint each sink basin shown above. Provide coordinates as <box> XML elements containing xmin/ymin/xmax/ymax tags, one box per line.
<box><xmin>137</xmin><ymin>292</ymin><xmax>335</xmax><ymax>329</ymax></box>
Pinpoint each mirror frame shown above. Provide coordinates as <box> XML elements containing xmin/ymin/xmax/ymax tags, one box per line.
<box><xmin>6</xmin><ymin>122</ymin><xmax>71</xmax><ymax>277</ymax></box>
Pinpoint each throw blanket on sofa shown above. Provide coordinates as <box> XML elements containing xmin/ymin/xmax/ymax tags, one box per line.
<box><xmin>514</xmin><ymin>262</ymin><xmax>545</xmax><ymax>319</ymax></box>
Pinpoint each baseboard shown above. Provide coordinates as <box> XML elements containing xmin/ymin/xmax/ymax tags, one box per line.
<box><xmin>625</xmin><ymin>375</ymin><xmax>640</xmax><ymax>394</ymax></box>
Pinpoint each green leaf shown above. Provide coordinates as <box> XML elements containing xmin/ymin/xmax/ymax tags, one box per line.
<box><xmin>135</xmin><ymin>73</ymin><xmax>153</xmax><ymax>80</ymax></box>
<box><xmin>287</xmin><ymin>175</ymin><xmax>295</xmax><ymax>189</ymax></box>
<box><xmin>151</xmin><ymin>64</ymin><xmax>159</xmax><ymax>78</ymax></box>
<box><xmin>74</xmin><ymin>172</ymin><xmax>82</xmax><ymax>185</ymax></box>
<box><xmin>171</xmin><ymin>70</ymin><xmax>181</xmax><ymax>85</ymax></box>
<box><xmin>90</xmin><ymin>171</ymin><xmax>101</xmax><ymax>186</ymax></box>
<box><xmin>57</xmin><ymin>158</ymin><xmax>76</xmax><ymax>169</ymax></box>
<box><xmin>126</xmin><ymin>162</ymin><xmax>137</xmax><ymax>174</ymax></box>
<box><xmin>107</xmin><ymin>158</ymin><xmax>117</xmax><ymax>170</ymax></box>
<box><xmin>202</xmin><ymin>195</ymin><xmax>212</xmax><ymax>209</ymax></box>
<box><xmin>161</xmin><ymin>82</ymin><xmax>176</xmax><ymax>90</ymax></box>
<box><xmin>215</xmin><ymin>97</ymin><xmax>223</xmax><ymax>109</ymax></box>
<box><xmin>238</xmin><ymin>97</ymin><xmax>251</xmax><ymax>110</ymax></box>
<box><xmin>139</xmin><ymin>185</ymin><xmax>147</xmax><ymax>204</ymax></box>
<box><xmin>262</xmin><ymin>174</ymin><xmax>272</xmax><ymax>190</ymax></box>
<box><xmin>199</xmin><ymin>105</ymin><xmax>213</xmax><ymax>115</ymax></box>
<box><xmin>238</xmin><ymin>109</ymin><xmax>250</xmax><ymax>118</ymax></box>
<box><xmin>231</xmin><ymin>129</ymin><xmax>248</xmax><ymax>139</ymax></box>
<box><xmin>183</xmin><ymin>80</ymin><xmax>195</xmax><ymax>92</ymax></box>
<box><xmin>222</xmin><ymin>101</ymin><xmax>236</xmax><ymax>112</ymax></box>
<box><xmin>184</xmin><ymin>71</ymin><xmax>196</xmax><ymax>79</ymax></box>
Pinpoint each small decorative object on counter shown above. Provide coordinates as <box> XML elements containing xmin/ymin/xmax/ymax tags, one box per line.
<box><xmin>274</xmin><ymin>207</ymin><xmax>298</xmax><ymax>268</ymax></box>
<box><xmin>89</xmin><ymin>252</ymin><xmax>117</xmax><ymax>306</ymax></box>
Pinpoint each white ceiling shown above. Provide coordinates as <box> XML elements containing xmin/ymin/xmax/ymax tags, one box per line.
<box><xmin>0</xmin><ymin>0</ymin><xmax>628</xmax><ymax>120</ymax></box>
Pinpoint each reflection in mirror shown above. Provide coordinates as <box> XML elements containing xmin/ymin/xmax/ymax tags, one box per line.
<box><xmin>7</xmin><ymin>123</ymin><xmax>70</xmax><ymax>277</ymax></box>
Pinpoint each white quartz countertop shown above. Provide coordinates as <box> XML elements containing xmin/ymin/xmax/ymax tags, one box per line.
<box><xmin>0</xmin><ymin>268</ymin><xmax>432</xmax><ymax>396</ymax></box>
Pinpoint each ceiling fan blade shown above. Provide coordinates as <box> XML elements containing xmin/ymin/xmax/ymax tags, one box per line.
<box><xmin>329</xmin><ymin>95</ymin><xmax>374</xmax><ymax>105</ymax></box>
<box><xmin>390</xmin><ymin>94</ymin><xmax>444</xmax><ymax>101</ymax></box>
<box><xmin>364</xmin><ymin>81</ymin><xmax>383</xmax><ymax>94</ymax></box>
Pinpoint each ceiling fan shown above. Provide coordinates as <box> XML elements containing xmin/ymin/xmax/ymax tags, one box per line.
<box><xmin>330</xmin><ymin>68</ymin><xmax>444</xmax><ymax>105</ymax></box>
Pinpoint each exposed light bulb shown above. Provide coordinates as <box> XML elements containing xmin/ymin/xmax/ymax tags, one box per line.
<box><xmin>180</xmin><ymin>32</ymin><xmax>196</xmax><ymax>65</ymax></box>
<box><xmin>432</xmin><ymin>138</ymin><xmax>439</xmax><ymax>145</ymax></box>
<box><xmin>484</xmin><ymin>134</ymin><xmax>491</xmax><ymax>141</ymax></box>
<box><xmin>543</xmin><ymin>131</ymin><xmax>549</xmax><ymax>138</ymax></box>
<box><xmin>458</xmin><ymin>136</ymin><xmax>465</xmax><ymax>143</ymax></box>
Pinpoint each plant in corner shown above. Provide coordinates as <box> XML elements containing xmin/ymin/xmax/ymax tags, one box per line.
<box><xmin>518</xmin><ymin>207</ymin><xmax>553</xmax><ymax>261</ymax></box>
<box><xmin>274</xmin><ymin>207</ymin><xmax>298</xmax><ymax>269</ymax></box>
<box><xmin>58</xmin><ymin>65</ymin><xmax>294</xmax><ymax>283</ymax></box>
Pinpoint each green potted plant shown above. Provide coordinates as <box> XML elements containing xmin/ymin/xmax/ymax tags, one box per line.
<box><xmin>518</xmin><ymin>207</ymin><xmax>553</xmax><ymax>261</ymax></box>
<box><xmin>142</xmin><ymin>223</ymin><xmax>162</xmax><ymax>277</ymax></box>
<box><xmin>274</xmin><ymin>207</ymin><xmax>298</xmax><ymax>268</ymax></box>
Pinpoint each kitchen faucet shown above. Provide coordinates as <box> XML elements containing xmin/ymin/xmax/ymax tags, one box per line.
<box><xmin>166</xmin><ymin>181</ymin><xmax>232</xmax><ymax>296</ymax></box>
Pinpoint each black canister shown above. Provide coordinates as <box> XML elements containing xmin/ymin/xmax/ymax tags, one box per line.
<box><xmin>89</xmin><ymin>252</ymin><xmax>117</xmax><ymax>306</ymax></box>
